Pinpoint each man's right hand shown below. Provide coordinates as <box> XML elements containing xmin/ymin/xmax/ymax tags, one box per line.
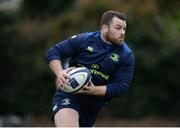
<box><xmin>56</xmin><ymin>67</ymin><xmax>75</xmax><ymax>89</ymax></box>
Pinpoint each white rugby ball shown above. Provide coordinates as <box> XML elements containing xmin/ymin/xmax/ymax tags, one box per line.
<box><xmin>59</xmin><ymin>67</ymin><xmax>91</xmax><ymax>93</ymax></box>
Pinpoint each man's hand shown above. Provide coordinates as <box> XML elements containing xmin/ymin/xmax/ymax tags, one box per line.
<box><xmin>56</xmin><ymin>67</ymin><xmax>75</xmax><ymax>89</ymax></box>
<box><xmin>76</xmin><ymin>81</ymin><xmax>95</xmax><ymax>95</ymax></box>
<box><xmin>76</xmin><ymin>81</ymin><xmax>107</xmax><ymax>96</ymax></box>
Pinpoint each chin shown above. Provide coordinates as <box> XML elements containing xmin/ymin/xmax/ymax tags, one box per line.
<box><xmin>119</xmin><ymin>41</ymin><xmax>124</xmax><ymax>45</ymax></box>
<box><xmin>115</xmin><ymin>40</ymin><xmax>124</xmax><ymax>46</ymax></box>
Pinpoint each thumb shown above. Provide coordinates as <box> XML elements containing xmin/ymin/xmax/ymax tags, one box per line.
<box><xmin>65</xmin><ymin>67</ymin><xmax>76</xmax><ymax>73</ymax></box>
<box><xmin>87</xmin><ymin>80</ymin><xmax>94</xmax><ymax>87</ymax></box>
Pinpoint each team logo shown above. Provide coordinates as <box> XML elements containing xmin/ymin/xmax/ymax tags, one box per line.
<box><xmin>86</xmin><ymin>46</ymin><xmax>93</xmax><ymax>52</ymax></box>
<box><xmin>53</xmin><ymin>104</ymin><xmax>58</xmax><ymax>111</ymax></box>
<box><xmin>71</xmin><ymin>35</ymin><xmax>77</xmax><ymax>38</ymax></box>
<box><xmin>110</xmin><ymin>53</ymin><xmax>119</xmax><ymax>62</ymax></box>
<box><xmin>61</xmin><ymin>98</ymin><xmax>71</xmax><ymax>105</ymax></box>
<box><xmin>91</xmin><ymin>64</ymin><xmax>99</xmax><ymax>69</ymax></box>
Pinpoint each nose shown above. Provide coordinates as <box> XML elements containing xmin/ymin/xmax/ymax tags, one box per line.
<box><xmin>119</xmin><ymin>31</ymin><xmax>125</xmax><ymax>38</ymax></box>
<box><xmin>120</xmin><ymin>29</ymin><xmax>125</xmax><ymax>35</ymax></box>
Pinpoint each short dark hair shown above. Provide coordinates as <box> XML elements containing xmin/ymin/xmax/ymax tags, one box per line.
<box><xmin>100</xmin><ymin>10</ymin><xmax>127</xmax><ymax>28</ymax></box>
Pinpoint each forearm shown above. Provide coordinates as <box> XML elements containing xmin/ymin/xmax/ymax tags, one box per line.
<box><xmin>49</xmin><ymin>60</ymin><xmax>63</xmax><ymax>76</ymax></box>
<box><xmin>92</xmin><ymin>85</ymin><xmax>107</xmax><ymax>96</ymax></box>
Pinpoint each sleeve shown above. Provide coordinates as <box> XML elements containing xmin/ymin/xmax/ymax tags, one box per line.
<box><xmin>105</xmin><ymin>53</ymin><xmax>134</xmax><ymax>98</ymax></box>
<box><xmin>45</xmin><ymin>33</ymin><xmax>88</xmax><ymax>63</ymax></box>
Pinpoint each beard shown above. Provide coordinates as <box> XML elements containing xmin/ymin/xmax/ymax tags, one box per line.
<box><xmin>106</xmin><ymin>33</ymin><xmax>124</xmax><ymax>46</ymax></box>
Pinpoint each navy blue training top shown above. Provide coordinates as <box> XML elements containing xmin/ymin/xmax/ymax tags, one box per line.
<box><xmin>45</xmin><ymin>31</ymin><xmax>134</xmax><ymax>106</ymax></box>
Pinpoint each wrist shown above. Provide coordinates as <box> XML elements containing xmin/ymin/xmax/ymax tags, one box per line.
<box><xmin>91</xmin><ymin>86</ymin><xmax>106</xmax><ymax>96</ymax></box>
<box><xmin>56</xmin><ymin>69</ymin><xmax>63</xmax><ymax>76</ymax></box>
<box><xmin>49</xmin><ymin>60</ymin><xmax>63</xmax><ymax>76</ymax></box>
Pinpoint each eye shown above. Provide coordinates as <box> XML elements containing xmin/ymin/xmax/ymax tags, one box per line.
<box><xmin>123</xmin><ymin>27</ymin><xmax>127</xmax><ymax>31</ymax></box>
<box><xmin>115</xmin><ymin>26</ymin><xmax>122</xmax><ymax>30</ymax></box>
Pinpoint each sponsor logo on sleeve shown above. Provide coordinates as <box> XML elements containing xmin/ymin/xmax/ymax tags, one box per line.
<box><xmin>61</xmin><ymin>98</ymin><xmax>71</xmax><ymax>105</ymax></box>
<box><xmin>86</xmin><ymin>46</ymin><xmax>93</xmax><ymax>52</ymax></box>
<box><xmin>110</xmin><ymin>53</ymin><xmax>119</xmax><ymax>62</ymax></box>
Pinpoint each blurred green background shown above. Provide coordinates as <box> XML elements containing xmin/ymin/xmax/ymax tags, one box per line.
<box><xmin>0</xmin><ymin>0</ymin><xmax>180</xmax><ymax>126</ymax></box>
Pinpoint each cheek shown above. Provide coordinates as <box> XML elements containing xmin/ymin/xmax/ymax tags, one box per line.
<box><xmin>109</xmin><ymin>30</ymin><xmax>116</xmax><ymax>38</ymax></box>
<box><xmin>112</xmin><ymin>29</ymin><xmax>120</xmax><ymax>36</ymax></box>
<box><xmin>112</xmin><ymin>32</ymin><xmax>120</xmax><ymax>39</ymax></box>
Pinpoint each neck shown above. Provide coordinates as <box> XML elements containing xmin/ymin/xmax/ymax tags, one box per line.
<box><xmin>100</xmin><ymin>31</ymin><xmax>112</xmax><ymax>45</ymax></box>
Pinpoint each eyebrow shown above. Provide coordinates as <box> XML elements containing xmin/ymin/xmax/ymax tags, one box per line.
<box><xmin>116</xmin><ymin>24</ymin><xmax>127</xmax><ymax>28</ymax></box>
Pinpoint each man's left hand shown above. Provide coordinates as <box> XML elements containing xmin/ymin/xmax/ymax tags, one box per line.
<box><xmin>75</xmin><ymin>81</ymin><xmax>107</xmax><ymax>96</ymax></box>
<box><xmin>76</xmin><ymin>81</ymin><xmax>95</xmax><ymax>95</ymax></box>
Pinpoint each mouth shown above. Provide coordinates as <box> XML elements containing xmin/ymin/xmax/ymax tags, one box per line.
<box><xmin>118</xmin><ymin>38</ymin><xmax>125</xmax><ymax>44</ymax></box>
<box><xmin>120</xmin><ymin>35</ymin><xmax>125</xmax><ymax>40</ymax></box>
<box><xmin>118</xmin><ymin>35</ymin><xmax>124</xmax><ymax>39</ymax></box>
<box><xmin>118</xmin><ymin>37</ymin><xmax>124</xmax><ymax>41</ymax></box>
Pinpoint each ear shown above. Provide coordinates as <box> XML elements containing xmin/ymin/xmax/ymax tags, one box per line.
<box><xmin>101</xmin><ymin>24</ymin><xmax>109</xmax><ymax>33</ymax></box>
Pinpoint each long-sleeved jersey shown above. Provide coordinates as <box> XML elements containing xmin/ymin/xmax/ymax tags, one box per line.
<box><xmin>45</xmin><ymin>31</ymin><xmax>134</xmax><ymax>106</ymax></box>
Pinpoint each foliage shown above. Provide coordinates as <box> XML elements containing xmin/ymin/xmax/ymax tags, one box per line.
<box><xmin>20</xmin><ymin>0</ymin><xmax>75</xmax><ymax>18</ymax></box>
<box><xmin>0</xmin><ymin>0</ymin><xmax>180</xmax><ymax>118</ymax></box>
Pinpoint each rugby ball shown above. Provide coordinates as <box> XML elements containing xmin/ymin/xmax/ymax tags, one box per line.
<box><xmin>59</xmin><ymin>67</ymin><xmax>91</xmax><ymax>93</ymax></box>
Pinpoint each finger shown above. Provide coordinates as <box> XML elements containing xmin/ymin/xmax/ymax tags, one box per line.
<box><xmin>56</xmin><ymin>76</ymin><xmax>68</xmax><ymax>88</ymax></box>
<box><xmin>57</xmin><ymin>79</ymin><xmax>64</xmax><ymax>88</ymax></box>
<box><xmin>56</xmin><ymin>79</ymin><xmax>63</xmax><ymax>89</ymax></box>
<box><xmin>86</xmin><ymin>81</ymin><xmax>94</xmax><ymax>87</ymax></box>
<box><xmin>87</xmin><ymin>82</ymin><xmax>91</xmax><ymax>86</ymax></box>
<box><xmin>59</xmin><ymin>80</ymin><xmax>65</xmax><ymax>87</ymax></box>
<box><xmin>75</xmin><ymin>89</ymin><xmax>87</xmax><ymax>94</ymax></box>
<box><xmin>62</xmin><ymin>71</ymin><xmax>71</xmax><ymax>80</ymax></box>
<box><xmin>59</xmin><ymin>72</ymin><xmax>69</xmax><ymax>82</ymax></box>
<box><xmin>65</xmin><ymin>67</ymin><xmax>76</xmax><ymax>73</ymax></box>
<box><xmin>82</xmin><ymin>86</ymin><xmax>91</xmax><ymax>90</ymax></box>
<box><xmin>60</xmin><ymin>80</ymin><xmax>69</xmax><ymax>86</ymax></box>
<box><xmin>62</xmin><ymin>72</ymin><xmax>68</xmax><ymax>78</ymax></box>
